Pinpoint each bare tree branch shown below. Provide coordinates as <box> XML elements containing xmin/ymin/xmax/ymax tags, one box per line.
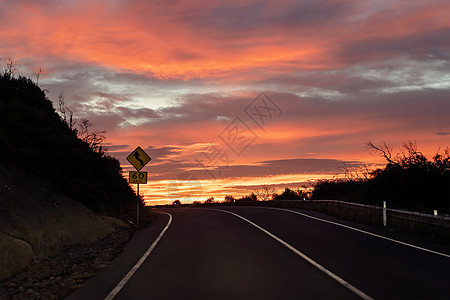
<box><xmin>78</xmin><ymin>118</ymin><xmax>106</xmax><ymax>153</ymax></box>
<box><xmin>57</xmin><ymin>93</ymin><xmax>76</xmax><ymax>131</ymax></box>
<box><xmin>254</xmin><ymin>185</ymin><xmax>275</xmax><ymax>201</ymax></box>
<box><xmin>365</xmin><ymin>141</ymin><xmax>398</xmax><ymax>166</ymax></box>
<box><xmin>1</xmin><ymin>57</ymin><xmax>19</xmax><ymax>78</ymax></box>
<box><xmin>34</xmin><ymin>66</ymin><xmax>43</xmax><ymax>85</ymax></box>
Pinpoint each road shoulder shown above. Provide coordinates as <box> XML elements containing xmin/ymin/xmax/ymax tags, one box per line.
<box><xmin>66</xmin><ymin>212</ymin><xmax>170</xmax><ymax>299</ymax></box>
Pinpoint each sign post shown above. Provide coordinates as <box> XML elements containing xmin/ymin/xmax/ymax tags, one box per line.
<box><xmin>137</xmin><ymin>183</ymin><xmax>140</xmax><ymax>225</ymax></box>
<box><xmin>127</xmin><ymin>147</ymin><xmax>151</xmax><ymax>226</ymax></box>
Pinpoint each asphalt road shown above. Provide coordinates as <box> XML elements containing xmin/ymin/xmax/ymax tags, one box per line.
<box><xmin>68</xmin><ymin>206</ymin><xmax>450</xmax><ymax>299</ymax></box>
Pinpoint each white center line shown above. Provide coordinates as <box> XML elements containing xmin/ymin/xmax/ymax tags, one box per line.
<box><xmin>265</xmin><ymin>207</ymin><xmax>450</xmax><ymax>258</ymax></box>
<box><xmin>104</xmin><ymin>212</ymin><xmax>172</xmax><ymax>300</ymax></box>
<box><xmin>213</xmin><ymin>209</ymin><xmax>374</xmax><ymax>300</ymax></box>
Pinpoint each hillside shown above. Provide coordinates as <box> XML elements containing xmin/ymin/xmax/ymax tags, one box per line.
<box><xmin>0</xmin><ymin>72</ymin><xmax>140</xmax><ymax>281</ymax></box>
<box><xmin>0</xmin><ymin>74</ymin><xmax>138</xmax><ymax>215</ymax></box>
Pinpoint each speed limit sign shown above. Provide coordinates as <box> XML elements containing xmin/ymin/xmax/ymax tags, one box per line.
<box><xmin>129</xmin><ymin>171</ymin><xmax>148</xmax><ymax>184</ymax></box>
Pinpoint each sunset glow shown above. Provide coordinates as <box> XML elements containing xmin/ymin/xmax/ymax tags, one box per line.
<box><xmin>1</xmin><ymin>0</ymin><xmax>449</xmax><ymax>205</ymax></box>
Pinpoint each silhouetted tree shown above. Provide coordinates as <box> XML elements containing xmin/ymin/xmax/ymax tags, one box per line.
<box><xmin>273</xmin><ymin>188</ymin><xmax>299</xmax><ymax>200</ymax></box>
<box><xmin>366</xmin><ymin>141</ymin><xmax>398</xmax><ymax>166</ymax></box>
<box><xmin>255</xmin><ymin>185</ymin><xmax>275</xmax><ymax>201</ymax></box>
<box><xmin>224</xmin><ymin>195</ymin><xmax>235</xmax><ymax>203</ymax></box>
<box><xmin>34</xmin><ymin>66</ymin><xmax>43</xmax><ymax>85</ymax></box>
<box><xmin>78</xmin><ymin>118</ymin><xmax>107</xmax><ymax>153</ymax></box>
<box><xmin>313</xmin><ymin>141</ymin><xmax>450</xmax><ymax>214</ymax></box>
<box><xmin>272</xmin><ymin>187</ymin><xmax>310</xmax><ymax>200</ymax></box>
<box><xmin>1</xmin><ymin>57</ymin><xmax>19</xmax><ymax>78</ymax></box>
<box><xmin>0</xmin><ymin>72</ymin><xmax>137</xmax><ymax>216</ymax></box>
<box><xmin>57</xmin><ymin>94</ymin><xmax>106</xmax><ymax>153</ymax></box>
<box><xmin>205</xmin><ymin>197</ymin><xmax>215</xmax><ymax>204</ymax></box>
<box><xmin>57</xmin><ymin>93</ymin><xmax>76</xmax><ymax>131</ymax></box>
<box><xmin>237</xmin><ymin>192</ymin><xmax>257</xmax><ymax>202</ymax></box>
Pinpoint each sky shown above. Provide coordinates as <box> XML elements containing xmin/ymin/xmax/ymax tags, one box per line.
<box><xmin>1</xmin><ymin>0</ymin><xmax>449</xmax><ymax>205</ymax></box>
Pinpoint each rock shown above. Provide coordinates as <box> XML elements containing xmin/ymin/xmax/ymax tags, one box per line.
<box><xmin>83</xmin><ymin>272</ymin><xmax>92</xmax><ymax>278</ymax></box>
<box><xmin>0</xmin><ymin>226</ymin><xmax>134</xmax><ymax>299</ymax></box>
<box><xmin>0</xmin><ymin>233</ymin><xmax>34</xmax><ymax>280</ymax></box>
<box><xmin>4</xmin><ymin>282</ymin><xmax>15</xmax><ymax>288</ymax></box>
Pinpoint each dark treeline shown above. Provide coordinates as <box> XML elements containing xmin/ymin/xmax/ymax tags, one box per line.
<box><xmin>220</xmin><ymin>141</ymin><xmax>449</xmax><ymax>215</ymax></box>
<box><xmin>312</xmin><ymin>141</ymin><xmax>450</xmax><ymax>214</ymax></box>
<box><xmin>214</xmin><ymin>188</ymin><xmax>309</xmax><ymax>205</ymax></box>
<box><xmin>273</xmin><ymin>187</ymin><xmax>310</xmax><ymax>201</ymax></box>
<box><xmin>0</xmin><ymin>67</ymin><xmax>137</xmax><ymax>216</ymax></box>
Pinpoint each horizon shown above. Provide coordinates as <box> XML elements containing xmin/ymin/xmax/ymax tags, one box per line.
<box><xmin>1</xmin><ymin>0</ymin><xmax>449</xmax><ymax>205</ymax></box>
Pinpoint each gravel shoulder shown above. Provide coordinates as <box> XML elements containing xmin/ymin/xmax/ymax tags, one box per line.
<box><xmin>0</xmin><ymin>225</ymin><xmax>134</xmax><ymax>299</ymax></box>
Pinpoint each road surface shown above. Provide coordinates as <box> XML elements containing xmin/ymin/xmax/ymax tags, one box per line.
<box><xmin>68</xmin><ymin>206</ymin><xmax>450</xmax><ymax>299</ymax></box>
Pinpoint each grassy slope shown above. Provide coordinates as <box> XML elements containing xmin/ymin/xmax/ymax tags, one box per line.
<box><xmin>0</xmin><ymin>165</ymin><xmax>130</xmax><ymax>280</ymax></box>
<box><xmin>0</xmin><ymin>74</ymin><xmax>137</xmax><ymax>280</ymax></box>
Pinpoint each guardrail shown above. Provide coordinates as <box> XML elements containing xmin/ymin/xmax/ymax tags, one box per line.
<box><xmin>278</xmin><ymin>199</ymin><xmax>450</xmax><ymax>219</ymax></box>
<box><xmin>264</xmin><ymin>200</ymin><xmax>450</xmax><ymax>244</ymax></box>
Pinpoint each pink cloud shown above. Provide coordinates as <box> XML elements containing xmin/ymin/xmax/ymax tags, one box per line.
<box><xmin>2</xmin><ymin>0</ymin><xmax>448</xmax><ymax>80</ymax></box>
<box><xmin>1</xmin><ymin>0</ymin><xmax>449</xmax><ymax>204</ymax></box>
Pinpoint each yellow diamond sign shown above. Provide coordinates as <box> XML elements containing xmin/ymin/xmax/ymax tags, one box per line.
<box><xmin>127</xmin><ymin>146</ymin><xmax>151</xmax><ymax>171</ymax></box>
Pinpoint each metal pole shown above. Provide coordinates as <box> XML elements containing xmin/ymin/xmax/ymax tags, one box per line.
<box><xmin>137</xmin><ymin>183</ymin><xmax>140</xmax><ymax>226</ymax></box>
<box><xmin>383</xmin><ymin>201</ymin><xmax>387</xmax><ymax>227</ymax></box>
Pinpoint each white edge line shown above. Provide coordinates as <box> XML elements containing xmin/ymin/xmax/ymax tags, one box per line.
<box><xmin>104</xmin><ymin>212</ymin><xmax>173</xmax><ymax>300</ymax></box>
<box><xmin>212</xmin><ymin>209</ymin><xmax>374</xmax><ymax>300</ymax></box>
<box><xmin>265</xmin><ymin>207</ymin><xmax>450</xmax><ymax>258</ymax></box>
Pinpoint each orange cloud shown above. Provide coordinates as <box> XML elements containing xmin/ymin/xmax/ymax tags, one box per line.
<box><xmin>4</xmin><ymin>0</ymin><xmax>448</xmax><ymax>80</ymax></box>
<box><xmin>2</xmin><ymin>0</ymin><xmax>449</xmax><ymax>205</ymax></box>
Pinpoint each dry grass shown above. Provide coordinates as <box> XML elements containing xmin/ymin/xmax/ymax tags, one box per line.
<box><xmin>0</xmin><ymin>166</ymin><xmax>129</xmax><ymax>280</ymax></box>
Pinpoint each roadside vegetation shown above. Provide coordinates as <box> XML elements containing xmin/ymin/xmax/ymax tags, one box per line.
<box><xmin>0</xmin><ymin>59</ymin><xmax>155</xmax><ymax>288</ymax></box>
<box><xmin>312</xmin><ymin>141</ymin><xmax>450</xmax><ymax>214</ymax></box>
<box><xmin>182</xmin><ymin>141</ymin><xmax>449</xmax><ymax>216</ymax></box>
<box><xmin>0</xmin><ymin>59</ymin><xmax>140</xmax><ymax>217</ymax></box>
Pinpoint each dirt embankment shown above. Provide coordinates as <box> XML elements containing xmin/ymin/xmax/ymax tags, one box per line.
<box><xmin>0</xmin><ymin>165</ymin><xmax>130</xmax><ymax>281</ymax></box>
